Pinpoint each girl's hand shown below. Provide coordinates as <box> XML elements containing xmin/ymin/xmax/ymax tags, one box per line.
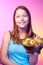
<box><xmin>34</xmin><ymin>45</ymin><xmax>42</xmax><ymax>54</ymax></box>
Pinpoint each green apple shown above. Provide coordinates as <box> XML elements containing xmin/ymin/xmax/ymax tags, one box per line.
<box><xmin>34</xmin><ymin>37</ymin><xmax>42</xmax><ymax>43</ymax></box>
<box><xmin>30</xmin><ymin>39</ymin><xmax>35</xmax><ymax>46</ymax></box>
<box><xmin>22</xmin><ymin>38</ymin><xmax>31</xmax><ymax>45</ymax></box>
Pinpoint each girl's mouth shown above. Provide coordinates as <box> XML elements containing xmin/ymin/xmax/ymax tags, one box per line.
<box><xmin>18</xmin><ymin>22</ymin><xmax>25</xmax><ymax>24</ymax></box>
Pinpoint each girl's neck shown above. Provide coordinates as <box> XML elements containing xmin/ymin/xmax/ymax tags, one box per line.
<box><xmin>19</xmin><ymin>32</ymin><xmax>27</xmax><ymax>39</ymax></box>
<box><xmin>18</xmin><ymin>26</ymin><xmax>28</xmax><ymax>33</ymax></box>
<box><xmin>18</xmin><ymin>27</ymin><xmax>28</xmax><ymax>39</ymax></box>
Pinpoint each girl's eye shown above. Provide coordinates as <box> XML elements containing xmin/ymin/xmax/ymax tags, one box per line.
<box><xmin>16</xmin><ymin>16</ymin><xmax>20</xmax><ymax>18</ymax></box>
<box><xmin>23</xmin><ymin>15</ymin><xmax>28</xmax><ymax>17</ymax></box>
<box><xmin>16</xmin><ymin>15</ymin><xmax>28</xmax><ymax>18</ymax></box>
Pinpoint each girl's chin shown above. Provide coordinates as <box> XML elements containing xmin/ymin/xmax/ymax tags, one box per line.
<box><xmin>17</xmin><ymin>24</ymin><xmax>28</xmax><ymax>29</ymax></box>
<box><xmin>18</xmin><ymin>26</ymin><xmax>26</xmax><ymax>29</ymax></box>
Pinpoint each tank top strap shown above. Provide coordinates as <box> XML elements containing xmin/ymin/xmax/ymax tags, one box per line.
<box><xmin>32</xmin><ymin>33</ymin><xmax>36</xmax><ymax>38</ymax></box>
<box><xmin>9</xmin><ymin>31</ymin><xmax>15</xmax><ymax>42</ymax></box>
<box><xmin>9</xmin><ymin>31</ymin><xmax>12</xmax><ymax>39</ymax></box>
<box><xmin>29</xmin><ymin>32</ymin><xmax>36</xmax><ymax>38</ymax></box>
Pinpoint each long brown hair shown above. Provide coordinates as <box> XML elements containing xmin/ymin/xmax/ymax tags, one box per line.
<box><xmin>10</xmin><ymin>6</ymin><xmax>33</xmax><ymax>44</ymax></box>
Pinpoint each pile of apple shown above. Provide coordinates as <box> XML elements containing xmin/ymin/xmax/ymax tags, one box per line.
<box><xmin>22</xmin><ymin>37</ymin><xmax>43</xmax><ymax>46</ymax></box>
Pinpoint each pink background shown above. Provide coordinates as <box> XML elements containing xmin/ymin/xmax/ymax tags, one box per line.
<box><xmin>0</xmin><ymin>0</ymin><xmax>43</xmax><ymax>65</ymax></box>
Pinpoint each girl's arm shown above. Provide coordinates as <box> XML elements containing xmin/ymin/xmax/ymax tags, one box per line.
<box><xmin>29</xmin><ymin>53</ymin><xmax>38</xmax><ymax>65</ymax></box>
<box><xmin>0</xmin><ymin>32</ymin><xmax>17</xmax><ymax>65</ymax></box>
<box><xmin>29</xmin><ymin>34</ymin><xmax>43</xmax><ymax>65</ymax></box>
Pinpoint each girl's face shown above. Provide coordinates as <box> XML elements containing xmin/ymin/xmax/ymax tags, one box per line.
<box><xmin>15</xmin><ymin>9</ymin><xmax>29</xmax><ymax>28</ymax></box>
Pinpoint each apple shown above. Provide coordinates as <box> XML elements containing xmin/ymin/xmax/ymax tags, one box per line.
<box><xmin>30</xmin><ymin>39</ymin><xmax>35</xmax><ymax>46</ymax></box>
<box><xmin>34</xmin><ymin>37</ymin><xmax>42</xmax><ymax>44</ymax></box>
<box><xmin>22</xmin><ymin>38</ymin><xmax>31</xmax><ymax>45</ymax></box>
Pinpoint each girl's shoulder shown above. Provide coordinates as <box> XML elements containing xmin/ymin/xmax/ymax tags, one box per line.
<box><xmin>1</xmin><ymin>31</ymin><xmax>11</xmax><ymax>47</ymax></box>
<box><xmin>33</xmin><ymin>33</ymin><xmax>42</xmax><ymax>40</ymax></box>
<box><xmin>3</xmin><ymin>31</ymin><xmax>11</xmax><ymax>41</ymax></box>
<box><xmin>3</xmin><ymin>30</ymin><xmax>13</xmax><ymax>42</ymax></box>
<box><xmin>30</xmin><ymin>32</ymin><xmax>40</xmax><ymax>39</ymax></box>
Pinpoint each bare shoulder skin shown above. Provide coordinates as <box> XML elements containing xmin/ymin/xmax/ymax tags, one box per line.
<box><xmin>1</xmin><ymin>31</ymin><xmax>10</xmax><ymax>57</ymax></box>
<box><xmin>1</xmin><ymin>31</ymin><xmax>17</xmax><ymax>65</ymax></box>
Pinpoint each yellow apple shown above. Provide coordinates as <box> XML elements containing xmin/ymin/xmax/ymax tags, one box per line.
<box><xmin>34</xmin><ymin>37</ymin><xmax>42</xmax><ymax>44</ymax></box>
<box><xmin>22</xmin><ymin>38</ymin><xmax>31</xmax><ymax>45</ymax></box>
<box><xmin>30</xmin><ymin>39</ymin><xmax>35</xmax><ymax>46</ymax></box>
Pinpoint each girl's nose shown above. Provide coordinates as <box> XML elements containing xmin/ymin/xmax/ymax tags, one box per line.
<box><xmin>20</xmin><ymin>16</ymin><xmax>24</xmax><ymax>21</ymax></box>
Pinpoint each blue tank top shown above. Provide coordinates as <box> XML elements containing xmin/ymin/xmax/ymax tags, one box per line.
<box><xmin>8</xmin><ymin>39</ymin><xmax>30</xmax><ymax>65</ymax></box>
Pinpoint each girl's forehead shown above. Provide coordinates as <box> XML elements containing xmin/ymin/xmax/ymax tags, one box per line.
<box><xmin>15</xmin><ymin>9</ymin><xmax>28</xmax><ymax>15</ymax></box>
<box><xmin>16</xmin><ymin>8</ymin><xmax>26</xmax><ymax>11</ymax></box>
